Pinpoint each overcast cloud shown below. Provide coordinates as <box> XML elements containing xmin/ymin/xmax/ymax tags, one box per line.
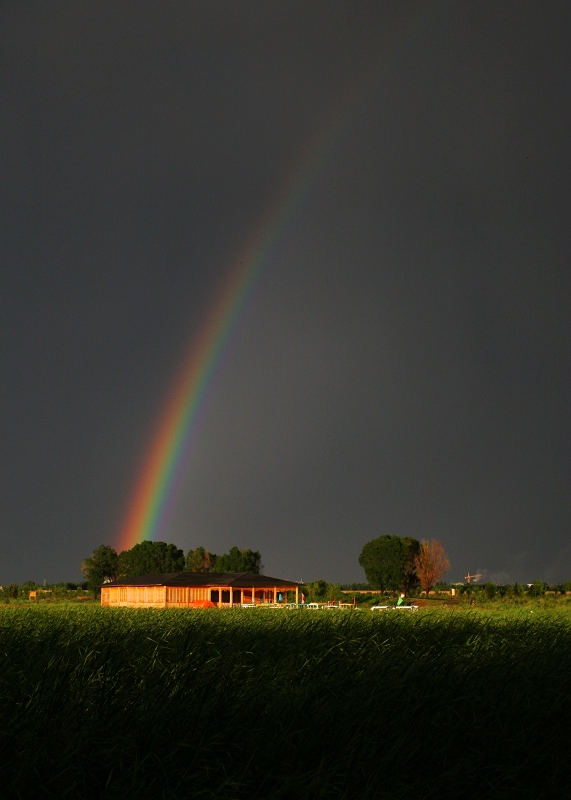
<box><xmin>1</xmin><ymin>1</ymin><xmax>570</xmax><ymax>584</ymax></box>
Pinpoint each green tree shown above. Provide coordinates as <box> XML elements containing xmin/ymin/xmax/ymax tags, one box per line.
<box><xmin>185</xmin><ymin>546</ymin><xmax>217</xmax><ymax>572</ymax></box>
<box><xmin>307</xmin><ymin>579</ymin><xmax>328</xmax><ymax>601</ymax></box>
<box><xmin>359</xmin><ymin>535</ymin><xmax>420</xmax><ymax>593</ymax></box>
<box><xmin>118</xmin><ymin>541</ymin><xmax>185</xmax><ymax>578</ymax></box>
<box><xmin>484</xmin><ymin>581</ymin><xmax>496</xmax><ymax>600</ymax></box>
<box><xmin>81</xmin><ymin>544</ymin><xmax>120</xmax><ymax>590</ymax></box>
<box><xmin>528</xmin><ymin>579</ymin><xmax>545</xmax><ymax>598</ymax></box>
<box><xmin>213</xmin><ymin>546</ymin><xmax>263</xmax><ymax>574</ymax></box>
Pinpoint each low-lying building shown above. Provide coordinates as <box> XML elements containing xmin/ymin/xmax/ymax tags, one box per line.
<box><xmin>100</xmin><ymin>572</ymin><xmax>300</xmax><ymax>608</ymax></box>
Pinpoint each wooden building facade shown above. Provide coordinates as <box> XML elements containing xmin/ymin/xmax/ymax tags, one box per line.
<box><xmin>100</xmin><ymin>572</ymin><xmax>299</xmax><ymax>608</ymax></box>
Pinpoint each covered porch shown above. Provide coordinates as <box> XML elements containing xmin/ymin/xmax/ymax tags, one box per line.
<box><xmin>207</xmin><ymin>586</ymin><xmax>298</xmax><ymax>607</ymax></box>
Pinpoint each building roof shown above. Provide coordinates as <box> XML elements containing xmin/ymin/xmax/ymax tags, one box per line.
<box><xmin>103</xmin><ymin>572</ymin><xmax>299</xmax><ymax>588</ymax></box>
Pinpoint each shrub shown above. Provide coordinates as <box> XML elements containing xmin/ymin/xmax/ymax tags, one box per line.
<box><xmin>484</xmin><ymin>582</ymin><xmax>497</xmax><ymax>600</ymax></box>
<box><xmin>528</xmin><ymin>580</ymin><xmax>546</xmax><ymax>598</ymax></box>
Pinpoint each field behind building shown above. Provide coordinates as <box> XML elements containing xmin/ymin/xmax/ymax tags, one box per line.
<box><xmin>1</xmin><ymin>605</ymin><xmax>570</xmax><ymax>799</ymax></box>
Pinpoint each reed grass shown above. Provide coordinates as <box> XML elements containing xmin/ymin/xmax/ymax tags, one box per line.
<box><xmin>1</xmin><ymin>605</ymin><xmax>570</xmax><ymax>799</ymax></box>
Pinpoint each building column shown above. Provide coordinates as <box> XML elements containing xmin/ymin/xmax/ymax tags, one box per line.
<box><xmin>295</xmin><ymin>586</ymin><xmax>299</xmax><ymax>604</ymax></box>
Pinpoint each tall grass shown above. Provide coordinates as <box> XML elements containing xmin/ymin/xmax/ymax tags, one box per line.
<box><xmin>1</xmin><ymin>606</ymin><xmax>570</xmax><ymax>799</ymax></box>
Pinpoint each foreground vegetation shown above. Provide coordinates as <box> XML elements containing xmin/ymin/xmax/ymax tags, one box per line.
<box><xmin>1</xmin><ymin>606</ymin><xmax>570</xmax><ymax>799</ymax></box>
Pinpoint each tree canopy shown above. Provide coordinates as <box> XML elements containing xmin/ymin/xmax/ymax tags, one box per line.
<box><xmin>118</xmin><ymin>541</ymin><xmax>185</xmax><ymax>577</ymax></box>
<box><xmin>81</xmin><ymin>544</ymin><xmax>120</xmax><ymax>590</ymax></box>
<box><xmin>185</xmin><ymin>546</ymin><xmax>263</xmax><ymax>574</ymax></box>
<box><xmin>214</xmin><ymin>546</ymin><xmax>262</xmax><ymax>573</ymax></box>
<box><xmin>82</xmin><ymin>542</ymin><xmax>263</xmax><ymax>589</ymax></box>
<box><xmin>358</xmin><ymin>535</ymin><xmax>420</xmax><ymax>593</ymax></box>
<box><xmin>185</xmin><ymin>546</ymin><xmax>217</xmax><ymax>572</ymax></box>
<box><xmin>414</xmin><ymin>539</ymin><xmax>450</xmax><ymax>594</ymax></box>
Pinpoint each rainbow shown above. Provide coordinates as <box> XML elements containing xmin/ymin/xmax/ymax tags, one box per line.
<box><xmin>116</xmin><ymin>57</ymin><xmax>394</xmax><ymax>552</ymax></box>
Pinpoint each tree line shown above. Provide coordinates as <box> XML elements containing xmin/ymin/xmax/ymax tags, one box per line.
<box><xmin>81</xmin><ymin>542</ymin><xmax>262</xmax><ymax>591</ymax></box>
<box><xmin>358</xmin><ymin>535</ymin><xmax>450</xmax><ymax>595</ymax></box>
<box><xmin>82</xmin><ymin>535</ymin><xmax>446</xmax><ymax>595</ymax></box>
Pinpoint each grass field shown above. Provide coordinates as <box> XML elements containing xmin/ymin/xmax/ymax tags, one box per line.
<box><xmin>1</xmin><ymin>605</ymin><xmax>570</xmax><ymax>799</ymax></box>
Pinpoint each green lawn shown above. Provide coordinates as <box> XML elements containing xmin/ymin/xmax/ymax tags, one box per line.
<box><xmin>1</xmin><ymin>604</ymin><xmax>570</xmax><ymax>798</ymax></box>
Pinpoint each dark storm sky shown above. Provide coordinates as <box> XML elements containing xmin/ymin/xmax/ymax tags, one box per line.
<box><xmin>2</xmin><ymin>1</ymin><xmax>570</xmax><ymax>585</ymax></box>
